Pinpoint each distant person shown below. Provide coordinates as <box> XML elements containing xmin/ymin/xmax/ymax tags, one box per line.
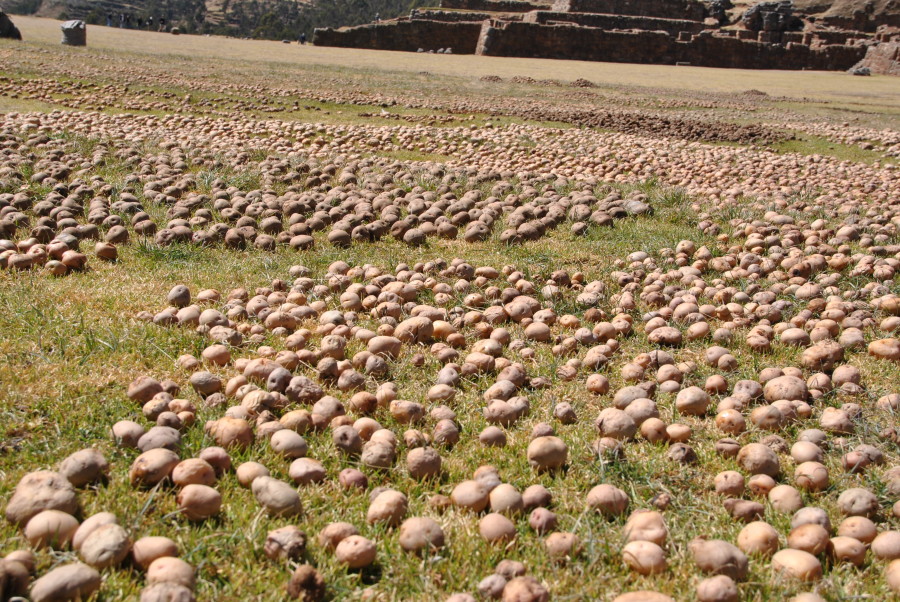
<box><xmin>299</xmin><ymin>32</ymin><xmax>307</xmax><ymax>44</ymax></box>
<box><xmin>125</xmin><ymin>14</ymin><xmax>131</xmax><ymax>28</ymax></box>
<box><xmin>137</xmin><ymin>17</ymin><xmax>143</xmax><ymax>29</ymax></box>
<box><xmin>159</xmin><ymin>17</ymin><xmax>166</xmax><ymax>32</ymax></box>
<box><xmin>119</xmin><ymin>13</ymin><xmax>125</xmax><ymax>28</ymax></box>
<box><xmin>148</xmin><ymin>16</ymin><xmax>154</xmax><ymax>30</ymax></box>
<box><xmin>106</xmin><ymin>13</ymin><xmax>112</xmax><ymax>27</ymax></box>
<box><xmin>375</xmin><ymin>13</ymin><xmax>380</xmax><ymax>22</ymax></box>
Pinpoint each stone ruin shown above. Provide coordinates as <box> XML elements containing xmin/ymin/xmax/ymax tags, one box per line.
<box><xmin>61</xmin><ymin>20</ymin><xmax>86</xmax><ymax>46</ymax></box>
<box><xmin>313</xmin><ymin>0</ymin><xmax>900</xmax><ymax>73</ymax></box>
<box><xmin>0</xmin><ymin>10</ymin><xmax>22</xmax><ymax>40</ymax></box>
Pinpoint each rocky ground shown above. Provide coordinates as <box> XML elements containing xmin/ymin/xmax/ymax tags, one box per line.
<box><xmin>1</xmin><ymin>19</ymin><xmax>900</xmax><ymax>602</ymax></box>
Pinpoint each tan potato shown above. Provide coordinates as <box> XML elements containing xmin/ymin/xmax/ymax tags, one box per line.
<box><xmin>24</xmin><ymin>510</ymin><xmax>79</xmax><ymax>549</ymax></box>
<box><xmin>737</xmin><ymin>521</ymin><xmax>780</xmax><ymax>556</ymax></box>
<box><xmin>771</xmin><ymin>549</ymin><xmax>822</xmax><ymax>581</ymax></box>
<box><xmin>79</xmin><ymin>524</ymin><xmax>131</xmax><ymax>568</ymax></box>
<box><xmin>29</xmin><ymin>563</ymin><xmax>100</xmax><ymax>602</ymax></box>
<box><xmin>622</xmin><ymin>540</ymin><xmax>667</xmax><ymax>575</ymax></box>
<box><xmin>335</xmin><ymin>535</ymin><xmax>376</xmax><ymax>568</ymax></box>
<box><xmin>132</xmin><ymin>536</ymin><xmax>179</xmax><ymax>570</ymax></box>
<box><xmin>689</xmin><ymin>537</ymin><xmax>749</xmax><ymax>581</ymax></box>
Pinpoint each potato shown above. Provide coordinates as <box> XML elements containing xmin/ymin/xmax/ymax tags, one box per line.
<box><xmin>130</xmin><ymin>448</ymin><xmax>179</xmax><ymax>487</ymax></box>
<box><xmin>501</xmin><ymin>576</ymin><xmax>549</xmax><ymax>602</ymax></box>
<box><xmin>79</xmin><ymin>524</ymin><xmax>131</xmax><ymax>568</ymax></box>
<box><xmin>768</xmin><ymin>485</ymin><xmax>803</xmax><ymax>513</ymax></box>
<box><xmin>366</xmin><ymin>490</ymin><xmax>408</xmax><ymax>526</ymax></box>
<box><xmin>689</xmin><ymin>537</ymin><xmax>748</xmax><ymax>581</ymax></box>
<box><xmin>887</xmin><ymin>558</ymin><xmax>900</xmax><ymax>593</ymax></box>
<box><xmin>793</xmin><ymin>462</ymin><xmax>828</xmax><ymax>492</ymax></box>
<box><xmin>264</xmin><ymin>526</ymin><xmax>307</xmax><ymax>561</ymax></box>
<box><xmin>288</xmin><ymin>458</ymin><xmax>327</xmax><ymax>485</ymax></box>
<box><xmin>675</xmin><ymin>386</ymin><xmax>710</xmax><ymax>415</ymax></box>
<box><xmin>398</xmin><ymin>517</ymin><xmax>445</xmax><ymax>553</ymax></box>
<box><xmin>140</xmin><ymin>582</ymin><xmax>197</xmax><ymax>602</ymax></box>
<box><xmin>836</xmin><ymin>487</ymin><xmax>879</xmax><ymax>517</ymax></box>
<box><xmin>622</xmin><ymin>540</ymin><xmax>666</xmax><ymax>575</ymax></box>
<box><xmin>526</xmin><ymin>436</ymin><xmax>567</xmax><ymax>470</ymax></box>
<box><xmin>58</xmin><ymin>448</ymin><xmax>109</xmax><ymax>487</ymax></box>
<box><xmin>771</xmin><ymin>549</ymin><xmax>822</xmax><ymax>581</ymax></box>
<box><xmin>714</xmin><ymin>471</ymin><xmax>745</xmax><ymax>496</ymax></box>
<box><xmin>737</xmin><ymin>521</ymin><xmax>779</xmax><ymax>556</ymax></box>
<box><xmin>287</xmin><ymin>564</ymin><xmax>325</xmax><ymax>601</ymax></box>
<box><xmin>252</xmin><ymin>476</ymin><xmax>302</xmax><ymax>516</ymax></box>
<box><xmin>72</xmin><ymin>512</ymin><xmax>118</xmax><ymax>551</ymax></box>
<box><xmin>837</xmin><ymin>516</ymin><xmax>877</xmax><ymax>544</ymax></box>
<box><xmin>172</xmin><ymin>459</ymin><xmax>217</xmax><ymax>487</ymax></box>
<box><xmin>595</xmin><ymin>408</ymin><xmax>637</xmax><ymax>439</ymax></box>
<box><xmin>788</xmin><ymin>524</ymin><xmax>830</xmax><ymax>556</ymax></box>
<box><xmin>335</xmin><ymin>535</ymin><xmax>376</xmax><ymax>568</ymax></box>
<box><xmin>696</xmin><ymin>575</ymin><xmax>739</xmax><ymax>602</ymax></box>
<box><xmin>490</xmin><ymin>484</ymin><xmax>524</xmax><ymax>515</ymax></box>
<box><xmin>5</xmin><ymin>471</ymin><xmax>78</xmax><ymax>526</ymax></box>
<box><xmin>624</xmin><ymin>510</ymin><xmax>667</xmax><ymax>545</ymax></box>
<box><xmin>872</xmin><ymin>531</ymin><xmax>900</xmax><ymax>560</ymax></box>
<box><xmin>147</xmin><ymin>556</ymin><xmax>195</xmax><ymax>590</ymax></box>
<box><xmin>24</xmin><ymin>510</ymin><xmax>79</xmax><ymax>549</ymax></box>
<box><xmin>479</xmin><ymin>513</ymin><xmax>517</xmax><ymax>543</ymax></box>
<box><xmin>271</xmin><ymin>429</ymin><xmax>309</xmax><ymax>458</ymax></box>
<box><xmin>544</xmin><ymin>532</ymin><xmax>580</xmax><ymax>560</ymax></box>
<box><xmin>479</xmin><ymin>574</ymin><xmax>508</xmax><ymax>599</ymax></box>
<box><xmin>236</xmin><ymin>462</ymin><xmax>269</xmax><ymax>487</ymax></box>
<box><xmin>318</xmin><ymin>522</ymin><xmax>359</xmax><ymax>550</ymax></box>
<box><xmin>0</xmin><ymin>557</ymin><xmax>30</xmax><ymax>599</ymax></box>
<box><xmin>451</xmin><ymin>480</ymin><xmax>490</xmax><ymax>512</ymax></box>
<box><xmin>112</xmin><ymin>420</ymin><xmax>145</xmax><ymax>448</ymax></box>
<box><xmin>586</xmin><ymin>484</ymin><xmax>629</xmax><ymax>516</ymax></box>
<box><xmin>137</xmin><ymin>426</ymin><xmax>181</xmax><ymax>452</ymax></box>
<box><xmin>132</xmin><ymin>536</ymin><xmax>178</xmax><ymax>570</ymax></box>
<box><xmin>176</xmin><ymin>484</ymin><xmax>222</xmax><ymax>520</ymax></box>
<box><xmin>828</xmin><ymin>535</ymin><xmax>866</xmax><ymax>566</ymax></box>
<box><xmin>736</xmin><ymin>443</ymin><xmax>779</xmax><ymax>477</ymax></box>
<box><xmin>29</xmin><ymin>562</ymin><xmax>100</xmax><ymax>602</ymax></box>
<box><xmin>209</xmin><ymin>417</ymin><xmax>253</xmax><ymax>449</ymax></box>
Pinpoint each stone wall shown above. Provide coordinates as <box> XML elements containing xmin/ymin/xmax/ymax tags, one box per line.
<box><xmin>851</xmin><ymin>40</ymin><xmax>900</xmax><ymax>74</ymax></box>
<box><xmin>440</xmin><ymin>0</ymin><xmax>548</xmax><ymax>13</ymax></box>
<box><xmin>474</xmin><ymin>21</ymin><xmax>866</xmax><ymax>69</ymax></box>
<box><xmin>414</xmin><ymin>10</ymin><xmax>496</xmax><ymax>22</ymax></box>
<box><xmin>677</xmin><ymin>33</ymin><xmax>866</xmax><ymax>69</ymax></box>
<box><xmin>313</xmin><ymin>20</ymin><xmax>483</xmax><ymax>52</ymax></box>
<box><xmin>551</xmin><ymin>0</ymin><xmax>707</xmax><ymax>21</ymax></box>
<box><xmin>476</xmin><ymin>21</ymin><xmax>676</xmax><ymax>61</ymax></box>
<box><xmin>523</xmin><ymin>10</ymin><xmax>706</xmax><ymax>35</ymax></box>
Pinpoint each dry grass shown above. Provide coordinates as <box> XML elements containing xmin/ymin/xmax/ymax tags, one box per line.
<box><xmin>9</xmin><ymin>15</ymin><xmax>900</xmax><ymax>107</ymax></box>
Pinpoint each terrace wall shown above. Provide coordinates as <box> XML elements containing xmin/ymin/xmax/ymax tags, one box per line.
<box><xmin>313</xmin><ymin>20</ymin><xmax>483</xmax><ymax>53</ymax></box>
<box><xmin>550</xmin><ymin>0</ymin><xmax>707</xmax><ymax>21</ymax></box>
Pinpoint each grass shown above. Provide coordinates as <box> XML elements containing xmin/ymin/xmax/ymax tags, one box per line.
<box><xmin>0</xmin><ymin>15</ymin><xmax>899</xmax><ymax>602</ymax></box>
<box><xmin>1</xmin><ymin>174</ymin><xmax>898</xmax><ymax>600</ymax></box>
<box><xmin>772</xmin><ymin>134</ymin><xmax>888</xmax><ymax>164</ymax></box>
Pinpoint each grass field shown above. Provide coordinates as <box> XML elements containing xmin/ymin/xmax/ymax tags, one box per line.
<box><xmin>1</xmin><ymin>15</ymin><xmax>900</xmax><ymax>602</ymax></box>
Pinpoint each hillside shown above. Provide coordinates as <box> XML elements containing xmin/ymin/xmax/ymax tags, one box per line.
<box><xmin>0</xmin><ymin>0</ymin><xmax>431</xmax><ymax>39</ymax></box>
<box><xmin>794</xmin><ymin>0</ymin><xmax>900</xmax><ymax>28</ymax></box>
